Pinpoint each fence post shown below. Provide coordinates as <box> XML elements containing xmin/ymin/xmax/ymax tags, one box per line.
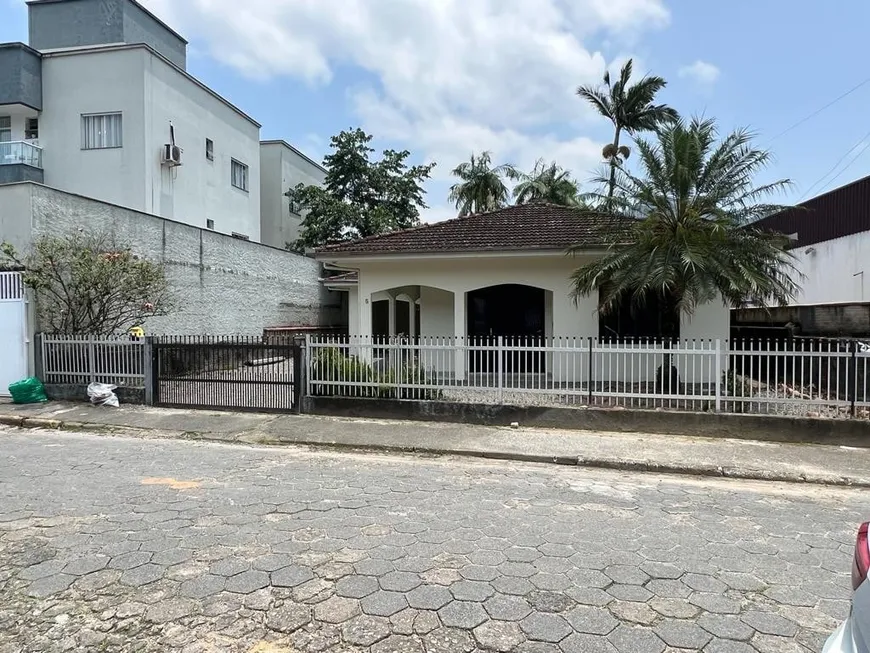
<box><xmin>292</xmin><ymin>335</ymin><xmax>307</xmax><ymax>414</ymax></box>
<box><xmin>150</xmin><ymin>337</ymin><xmax>160</xmax><ymax>405</ymax></box>
<box><xmin>33</xmin><ymin>333</ymin><xmax>44</xmax><ymax>381</ymax></box>
<box><xmin>497</xmin><ymin>336</ymin><xmax>504</xmax><ymax>404</ymax></box>
<box><xmin>714</xmin><ymin>339</ymin><xmax>722</xmax><ymax>413</ymax></box>
<box><xmin>87</xmin><ymin>335</ymin><xmax>96</xmax><ymax>384</ymax></box>
<box><xmin>587</xmin><ymin>337</ymin><xmax>593</xmax><ymax>406</ymax></box>
<box><xmin>143</xmin><ymin>337</ymin><xmax>154</xmax><ymax>406</ymax></box>
<box><xmin>851</xmin><ymin>339</ymin><xmax>858</xmax><ymax>418</ymax></box>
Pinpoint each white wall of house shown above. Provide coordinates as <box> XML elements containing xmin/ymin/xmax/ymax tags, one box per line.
<box><xmin>420</xmin><ymin>287</ymin><xmax>454</xmax><ymax>339</ymax></box>
<box><xmin>37</xmin><ymin>45</ymin><xmax>261</xmax><ymax>240</ymax></box>
<box><xmin>354</xmin><ymin>254</ymin><xmax>602</xmax><ymax>341</ymax></box>
<box><xmin>260</xmin><ymin>141</ymin><xmax>326</xmax><ymax>249</ymax></box>
<box><xmin>791</xmin><ymin>231</ymin><xmax>870</xmax><ymax>305</ymax></box>
<box><xmin>330</xmin><ymin>253</ymin><xmax>730</xmax><ymax>383</ymax></box>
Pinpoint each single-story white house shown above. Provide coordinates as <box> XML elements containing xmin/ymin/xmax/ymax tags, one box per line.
<box><xmin>315</xmin><ymin>202</ymin><xmax>730</xmax><ymax>383</ymax></box>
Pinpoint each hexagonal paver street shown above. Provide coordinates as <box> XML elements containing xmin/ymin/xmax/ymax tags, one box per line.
<box><xmin>0</xmin><ymin>428</ymin><xmax>864</xmax><ymax>653</ymax></box>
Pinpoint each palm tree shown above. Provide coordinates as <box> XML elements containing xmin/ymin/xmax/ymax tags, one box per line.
<box><xmin>570</xmin><ymin>117</ymin><xmax>801</xmax><ymax>320</ymax></box>
<box><xmin>448</xmin><ymin>151</ymin><xmax>516</xmax><ymax>215</ymax></box>
<box><xmin>512</xmin><ymin>159</ymin><xmax>581</xmax><ymax>206</ymax></box>
<box><xmin>577</xmin><ymin>59</ymin><xmax>679</xmax><ymax>199</ymax></box>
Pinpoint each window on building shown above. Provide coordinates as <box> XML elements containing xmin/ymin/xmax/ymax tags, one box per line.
<box><xmin>206</xmin><ymin>219</ymin><xmax>214</xmax><ymax>230</ymax></box>
<box><xmin>81</xmin><ymin>113</ymin><xmax>123</xmax><ymax>149</ymax></box>
<box><xmin>206</xmin><ymin>138</ymin><xmax>214</xmax><ymax>161</ymax></box>
<box><xmin>25</xmin><ymin>118</ymin><xmax>38</xmax><ymax>140</ymax></box>
<box><xmin>598</xmin><ymin>289</ymin><xmax>680</xmax><ymax>342</ymax></box>
<box><xmin>0</xmin><ymin>116</ymin><xmax>10</xmax><ymax>143</ymax></box>
<box><xmin>231</xmin><ymin>159</ymin><xmax>248</xmax><ymax>191</ymax></box>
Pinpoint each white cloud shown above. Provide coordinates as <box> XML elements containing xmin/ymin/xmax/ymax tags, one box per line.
<box><xmin>140</xmin><ymin>0</ymin><xmax>670</xmax><ymax>219</ymax></box>
<box><xmin>678</xmin><ymin>60</ymin><xmax>720</xmax><ymax>86</ymax></box>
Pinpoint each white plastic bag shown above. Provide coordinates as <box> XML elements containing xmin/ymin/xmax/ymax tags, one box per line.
<box><xmin>87</xmin><ymin>382</ymin><xmax>119</xmax><ymax>408</ymax></box>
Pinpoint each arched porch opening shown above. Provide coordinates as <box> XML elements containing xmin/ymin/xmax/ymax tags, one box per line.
<box><xmin>466</xmin><ymin>284</ymin><xmax>553</xmax><ymax>373</ymax></box>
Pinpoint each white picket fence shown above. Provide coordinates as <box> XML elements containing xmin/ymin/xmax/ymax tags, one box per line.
<box><xmin>41</xmin><ymin>334</ymin><xmax>146</xmax><ymax>387</ymax></box>
<box><xmin>307</xmin><ymin>335</ymin><xmax>870</xmax><ymax>417</ymax></box>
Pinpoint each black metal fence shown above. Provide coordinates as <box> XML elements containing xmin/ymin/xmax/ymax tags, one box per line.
<box><xmin>151</xmin><ymin>335</ymin><xmax>302</xmax><ymax>413</ymax></box>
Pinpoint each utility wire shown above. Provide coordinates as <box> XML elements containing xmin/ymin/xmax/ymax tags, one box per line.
<box><xmin>767</xmin><ymin>76</ymin><xmax>870</xmax><ymax>143</ymax></box>
<box><xmin>800</xmin><ymin>127</ymin><xmax>870</xmax><ymax>200</ymax></box>
<box><xmin>815</xmin><ymin>139</ymin><xmax>870</xmax><ymax>196</ymax></box>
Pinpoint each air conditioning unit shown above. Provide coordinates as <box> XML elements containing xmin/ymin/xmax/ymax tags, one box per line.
<box><xmin>162</xmin><ymin>144</ymin><xmax>183</xmax><ymax>166</ymax></box>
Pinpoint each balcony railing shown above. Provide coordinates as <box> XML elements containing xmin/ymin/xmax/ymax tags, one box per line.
<box><xmin>0</xmin><ymin>141</ymin><xmax>43</xmax><ymax>169</ymax></box>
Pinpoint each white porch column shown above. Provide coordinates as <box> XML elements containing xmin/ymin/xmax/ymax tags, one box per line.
<box><xmin>387</xmin><ymin>294</ymin><xmax>397</xmax><ymax>337</ymax></box>
<box><xmin>409</xmin><ymin>301</ymin><xmax>417</xmax><ymax>339</ymax></box>
<box><xmin>453</xmin><ymin>290</ymin><xmax>466</xmax><ymax>380</ymax></box>
<box><xmin>358</xmin><ymin>293</ymin><xmax>373</xmax><ymax>363</ymax></box>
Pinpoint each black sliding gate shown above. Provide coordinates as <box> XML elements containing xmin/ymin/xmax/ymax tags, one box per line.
<box><xmin>152</xmin><ymin>336</ymin><xmax>301</xmax><ymax>412</ymax></box>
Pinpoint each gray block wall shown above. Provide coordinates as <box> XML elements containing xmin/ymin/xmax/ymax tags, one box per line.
<box><xmin>0</xmin><ymin>164</ymin><xmax>44</xmax><ymax>185</ymax></box>
<box><xmin>28</xmin><ymin>0</ymin><xmax>186</xmax><ymax>69</ymax></box>
<box><xmin>0</xmin><ymin>44</ymin><xmax>42</xmax><ymax>110</ymax></box>
<box><xmin>0</xmin><ymin>183</ymin><xmax>342</xmax><ymax>335</ymax></box>
<box><xmin>122</xmin><ymin>0</ymin><xmax>186</xmax><ymax>69</ymax></box>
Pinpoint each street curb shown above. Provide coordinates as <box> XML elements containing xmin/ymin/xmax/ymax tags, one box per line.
<box><xmin>3</xmin><ymin>413</ymin><xmax>868</xmax><ymax>489</ymax></box>
<box><xmin>266</xmin><ymin>438</ymin><xmax>870</xmax><ymax>489</ymax></box>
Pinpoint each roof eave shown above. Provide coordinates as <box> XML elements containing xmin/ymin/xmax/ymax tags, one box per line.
<box><xmin>316</xmin><ymin>246</ymin><xmax>611</xmax><ymax>262</ymax></box>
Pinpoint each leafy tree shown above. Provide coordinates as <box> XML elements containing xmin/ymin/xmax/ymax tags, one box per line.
<box><xmin>288</xmin><ymin>129</ymin><xmax>435</xmax><ymax>251</ymax></box>
<box><xmin>448</xmin><ymin>151</ymin><xmax>516</xmax><ymax>215</ymax></box>
<box><xmin>570</xmin><ymin>118</ymin><xmax>801</xmax><ymax>319</ymax></box>
<box><xmin>1</xmin><ymin>230</ymin><xmax>172</xmax><ymax>334</ymax></box>
<box><xmin>512</xmin><ymin>159</ymin><xmax>581</xmax><ymax>206</ymax></box>
<box><xmin>577</xmin><ymin>59</ymin><xmax>679</xmax><ymax>199</ymax></box>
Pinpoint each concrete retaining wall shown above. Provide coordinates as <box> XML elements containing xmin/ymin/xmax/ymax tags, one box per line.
<box><xmin>303</xmin><ymin>396</ymin><xmax>870</xmax><ymax>448</ymax></box>
<box><xmin>44</xmin><ymin>384</ymin><xmax>145</xmax><ymax>405</ymax></box>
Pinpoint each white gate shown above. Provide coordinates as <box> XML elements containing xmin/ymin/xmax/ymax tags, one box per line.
<box><xmin>0</xmin><ymin>272</ymin><xmax>27</xmax><ymax>396</ymax></box>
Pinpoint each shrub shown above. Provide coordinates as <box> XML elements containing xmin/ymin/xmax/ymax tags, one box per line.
<box><xmin>312</xmin><ymin>347</ymin><xmax>442</xmax><ymax>400</ymax></box>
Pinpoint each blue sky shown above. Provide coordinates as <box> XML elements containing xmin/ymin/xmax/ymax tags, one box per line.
<box><xmin>3</xmin><ymin>0</ymin><xmax>870</xmax><ymax>222</ymax></box>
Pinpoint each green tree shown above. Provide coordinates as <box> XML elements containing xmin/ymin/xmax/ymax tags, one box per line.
<box><xmin>577</xmin><ymin>59</ymin><xmax>678</xmax><ymax>199</ymax></box>
<box><xmin>1</xmin><ymin>230</ymin><xmax>172</xmax><ymax>334</ymax></box>
<box><xmin>570</xmin><ymin>118</ymin><xmax>801</xmax><ymax>319</ymax></box>
<box><xmin>512</xmin><ymin>159</ymin><xmax>581</xmax><ymax>206</ymax></box>
<box><xmin>288</xmin><ymin>128</ymin><xmax>435</xmax><ymax>251</ymax></box>
<box><xmin>448</xmin><ymin>151</ymin><xmax>516</xmax><ymax>215</ymax></box>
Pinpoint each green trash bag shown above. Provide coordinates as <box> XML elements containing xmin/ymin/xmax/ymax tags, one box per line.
<box><xmin>8</xmin><ymin>377</ymin><xmax>49</xmax><ymax>404</ymax></box>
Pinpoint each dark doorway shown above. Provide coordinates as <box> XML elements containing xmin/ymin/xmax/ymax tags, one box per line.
<box><xmin>467</xmin><ymin>284</ymin><xmax>547</xmax><ymax>373</ymax></box>
<box><xmin>396</xmin><ymin>300</ymin><xmax>411</xmax><ymax>336</ymax></box>
<box><xmin>372</xmin><ymin>300</ymin><xmax>389</xmax><ymax>336</ymax></box>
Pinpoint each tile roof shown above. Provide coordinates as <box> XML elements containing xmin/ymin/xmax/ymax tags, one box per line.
<box><xmin>316</xmin><ymin>202</ymin><xmax>632</xmax><ymax>256</ymax></box>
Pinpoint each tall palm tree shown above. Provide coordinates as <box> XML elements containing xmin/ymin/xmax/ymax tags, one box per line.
<box><xmin>577</xmin><ymin>59</ymin><xmax>679</xmax><ymax>199</ymax></box>
<box><xmin>448</xmin><ymin>151</ymin><xmax>516</xmax><ymax>216</ymax></box>
<box><xmin>512</xmin><ymin>159</ymin><xmax>581</xmax><ymax>206</ymax></box>
<box><xmin>570</xmin><ymin>117</ymin><xmax>801</xmax><ymax>320</ymax></box>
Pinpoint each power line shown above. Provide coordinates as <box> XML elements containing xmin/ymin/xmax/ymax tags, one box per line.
<box><xmin>815</xmin><ymin>138</ymin><xmax>870</xmax><ymax>196</ymax></box>
<box><xmin>767</xmin><ymin>76</ymin><xmax>870</xmax><ymax>143</ymax></box>
<box><xmin>800</xmin><ymin>127</ymin><xmax>870</xmax><ymax>200</ymax></box>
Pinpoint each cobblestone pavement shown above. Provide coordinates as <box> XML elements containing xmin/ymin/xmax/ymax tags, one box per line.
<box><xmin>0</xmin><ymin>428</ymin><xmax>865</xmax><ymax>653</ymax></box>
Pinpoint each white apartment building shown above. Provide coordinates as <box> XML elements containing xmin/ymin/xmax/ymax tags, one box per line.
<box><xmin>260</xmin><ymin>140</ymin><xmax>327</xmax><ymax>249</ymax></box>
<box><xmin>0</xmin><ymin>0</ymin><xmax>321</xmax><ymax>246</ymax></box>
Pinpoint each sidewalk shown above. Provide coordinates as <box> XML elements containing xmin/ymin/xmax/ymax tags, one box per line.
<box><xmin>3</xmin><ymin>400</ymin><xmax>870</xmax><ymax>487</ymax></box>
